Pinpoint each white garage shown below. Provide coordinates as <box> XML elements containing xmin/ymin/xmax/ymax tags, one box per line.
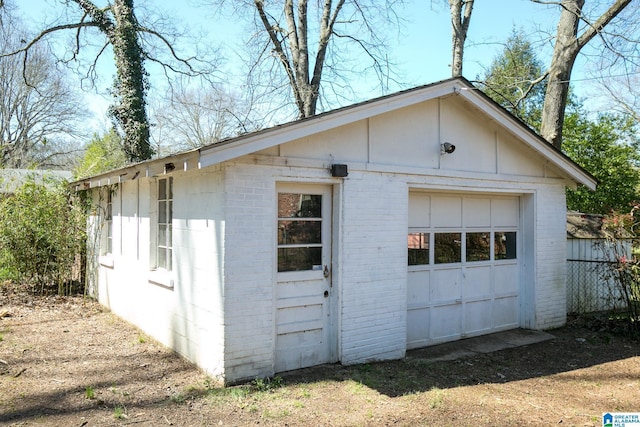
<box><xmin>76</xmin><ymin>77</ymin><xmax>597</xmax><ymax>384</ymax></box>
<box><xmin>407</xmin><ymin>192</ymin><xmax>520</xmax><ymax>349</ymax></box>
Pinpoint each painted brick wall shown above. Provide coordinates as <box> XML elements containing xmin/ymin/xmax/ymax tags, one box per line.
<box><xmin>533</xmin><ymin>183</ymin><xmax>568</xmax><ymax>329</ymax></box>
<box><xmin>93</xmin><ymin>169</ymin><xmax>228</xmax><ymax>380</ymax></box>
<box><xmin>339</xmin><ymin>172</ymin><xmax>408</xmax><ymax>364</ymax></box>
<box><xmin>222</xmin><ymin>163</ymin><xmax>277</xmax><ymax>381</ymax></box>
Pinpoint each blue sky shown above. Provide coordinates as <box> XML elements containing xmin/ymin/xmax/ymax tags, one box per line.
<box><xmin>20</xmin><ymin>0</ymin><xmax>581</xmax><ymax>128</ymax></box>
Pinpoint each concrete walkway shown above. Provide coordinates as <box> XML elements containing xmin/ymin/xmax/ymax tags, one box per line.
<box><xmin>406</xmin><ymin>329</ymin><xmax>555</xmax><ymax>363</ymax></box>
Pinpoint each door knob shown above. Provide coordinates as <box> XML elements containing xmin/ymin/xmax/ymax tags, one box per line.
<box><xmin>324</xmin><ymin>290</ymin><xmax>329</xmax><ymax>298</ymax></box>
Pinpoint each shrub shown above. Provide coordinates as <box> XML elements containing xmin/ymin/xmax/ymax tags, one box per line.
<box><xmin>599</xmin><ymin>207</ymin><xmax>640</xmax><ymax>337</ymax></box>
<box><xmin>0</xmin><ymin>176</ymin><xmax>86</xmax><ymax>295</ymax></box>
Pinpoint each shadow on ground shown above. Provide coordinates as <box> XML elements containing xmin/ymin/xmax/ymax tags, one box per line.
<box><xmin>279</xmin><ymin>324</ymin><xmax>640</xmax><ymax>397</ymax></box>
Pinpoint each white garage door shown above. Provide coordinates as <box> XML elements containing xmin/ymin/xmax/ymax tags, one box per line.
<box><xmin>407</xmin><ymin>193</ymin><xmax>520</xmax><ymax>349</ymax></box>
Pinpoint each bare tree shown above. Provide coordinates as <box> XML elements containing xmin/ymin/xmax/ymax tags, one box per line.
<box><xmin>210</xmin><ymin>0</ymin><xmax>404</xmax><ymax>120</ymax></box>
<box><xmin>0</xmin><ymin>5</ymin><xmax>87</xmax><ymax>169</ymax></box>
<box><xmin>588</xmin><ymin>1</ymin><xmax>640</xmax><ymax>123</ymax></box>
<box><xmin>536</xmin><ymin>0</ymin><xmax>632</xmax><ymax>149</ymax></box>
<box><xmin>449</xmin><ymin>0</ymin><xmax>474</xmax><ymax>77</ymax></box>
<box><xmin>3</xmin><ymin>0</ymin><xmax>215</xmax><ymax>163</ymax></box>
<box><xmin>151</xmin><ymin>79</ymin><xmax>260</xmax><ymax>156</ymax></box>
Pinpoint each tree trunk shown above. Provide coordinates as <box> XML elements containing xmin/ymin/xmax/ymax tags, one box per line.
<box><xmin>254</xmin><ymin>0</ymin><xmax>344</xmax><ymax>118</ymax></box>
<box><xmin>540</xmin><ymin>0</ymin><xmax>631</xmax><ymax>149</ymax></box>
<box><xmin>110</xmin><ymin>0</ymin><xmax>152</xmax><ymax>161</ymax></box>
<box><xmin>74</xmin><ymin>0</ymin><xmax>152</xmax><ymax>162</ymax></box>
<box><xmin>450</xmin><ymin>0</ymin><xmax>474</xmax><ymax>78</ymax></box>
<box><xmin>540</xmin><ymin>0</ymin><xmax>582</xmax><ymax>149</ymax></box>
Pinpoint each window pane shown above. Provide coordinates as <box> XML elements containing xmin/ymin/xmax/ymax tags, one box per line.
<box><xmin>495</xmin><ymin>232</ymin><xmax>517</xmax><ymax>260</ymax></box>
<box><xmin>466</xmin><ymin>232</ymin><xmax>490</xmax><ymax>262</ymax></box>
<box><xmin>278</xmin><ymin>220</ymin><xmax>321</xmax><ymax>245</ymax></box>
<box><xmin>167</xmin><ymin>200</ymin><xmax>173</xmax><ymax>222</ymax></box>
<box><xmin>435</xmin><ymin>233</ymin><xmax>461</xmax><ymax>264</ymax></box>
<box><xmin>158</xmin><ymin>246</ymin><xmax>166</xmax><ymax>269</ymax></box>
<box><xmin>159</xmin><ymin>201</ymin><xmax>167</xmax><ymax>223</ymax></box>
<box><xmin>278</xmin><ymin>247</ymin><xmax>322</xmax><ymax>272</ymax></box>
<box><xmin>167</xmin><ymin>248</ymin><xmax>172</xmax><ymax>271</ymax></box>
<box><xmin>167</xmin><ymin>177</ymin><xmax>173</xmax><ymax>199</ymax></box>
<box><xmin>106</xmin><ymin>193</ymin><xmax>112</xmax><ymax>220</ymax></box>
<box><xmin>408</xmin><ymin>232</ymin><xmax>429</xmax><ymax>265</ymax></box>
<box><xmin>159</xmin><ymin>179</ymin><xmax>167</xmax><ymax>200</ymax></box>
<box><xmin>158</xmin><ymin>224</ymin><xmax>167</xmax><ymax>246</ymax></box>
<box><xmin>278</xmin><ymin>193</ymin><xmax>322</xmax><ymax>218</ymax></box>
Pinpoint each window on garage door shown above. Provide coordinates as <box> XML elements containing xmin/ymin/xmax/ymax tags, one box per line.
<box><xmin>408</xmin><ymin>195</ymin><xmax>517</xmax><ymax>266</ymax></box>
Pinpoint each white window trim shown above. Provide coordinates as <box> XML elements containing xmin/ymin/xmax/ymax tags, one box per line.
<box><xmin>148</xmin><ymin>176</ymin><xmax>174</xmax><ymax>289</ymax></box>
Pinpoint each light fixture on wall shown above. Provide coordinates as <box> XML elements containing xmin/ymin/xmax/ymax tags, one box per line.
<box><xmin>330</xmin><ymin>164</ymin><xmax>348</xmax><ymax>177</ymax></box>
<box><xmin>440</xmin><ymin>142</ymin><xmax>456</xmax><ymax>155</ymax></box>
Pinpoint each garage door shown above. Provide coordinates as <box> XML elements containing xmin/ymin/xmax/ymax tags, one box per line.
<box><xmin>407</xmin><ymin>193</ymin><xmax>519</xmax><ymax>349</ymax></box>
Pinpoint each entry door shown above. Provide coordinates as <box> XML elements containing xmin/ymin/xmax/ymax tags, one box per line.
<box><xmin>275</xmin><ymin>184</ymin><xmax>335</xmax><ymax>372</ymax></box>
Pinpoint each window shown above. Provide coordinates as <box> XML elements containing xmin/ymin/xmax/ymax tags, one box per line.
<box><xmin>495</xmin><ymin>231</ymin><xmax>517</xmax><ymax>260</ymax></box>
<box><xmin>105</xmin><ymin>190</ymin><xmax>113</xmax><ymax>255</ymax></box>
<box><xmin>407</xmin><ymin>230</ymin><xmax>517</xmax><ymax>265</ymax></box>
<box><xmin>157</xmin><ymin>177</ymin><xmax>173</xmax><ymax>271</ymax></box>
<box><xmin>466</xmin><ymin>232</ymin><xmax>490</xmax><ymax>262</ymax></box>
<box><xmin>434</xmin><ymin>233</ymin><xmax>462</xmax><ymax>264</ymax></box>
<box><xmin>408</xmin><ymin>232</ymin><xmax>429</xmax><ymax>265</ymax></box>
<box><xmin>277</xmin><ymin>193</ymin><xmax>322</xmax><ymax>272</ymax></box>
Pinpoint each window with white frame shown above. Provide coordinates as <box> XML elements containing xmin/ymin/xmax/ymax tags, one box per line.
<box><xmin>105</xmin><ymin>189</ymin><xmax>113</xmax><ymax>255</ymax></box>
<box><xmin>156</xmin><ymin>177</ymin><xmax>173</xmax><ymax>271</ymax></box>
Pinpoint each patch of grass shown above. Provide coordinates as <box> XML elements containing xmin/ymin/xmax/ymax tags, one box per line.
<box><xmin>251</xmin><ymin>376</ymin><xmax>283</xmax><ymax>392</ymax></box>
<box><xmin>299</xmin><ymin>388</ymin><xmax>311</xmax><ymax>398</ymax></box>
<box><xmin>170</xmin><ymin>393</ymin><xmax>186</xmax><ymax>404</ymax></box>
<box><xmin>346</xmin><ymin>380</ymin><xmax>368</xmax><ymax>395</ymax></box>
<box><xmin>113</xmin><ymin>405</ymin><xmax>127</xmax><ymax>420</ymax></box>
<box><xmin>428</xmin><ymin>387</ymin><xmax>446</xmax><ymax>409</ymax></box>
<box><xmin>137</xmin><ymin>334</ymin><xmax>147</xmax><ymax>343</ymax></box>
<box><xmin>85</xmin><ymin>385</ymin><xmax>95</xmax><ymax>400</ymax></box>
<box><xmin>229</xmin><ymin>387</ymin><xmax>250</xmax><ymax>399</ymax></box>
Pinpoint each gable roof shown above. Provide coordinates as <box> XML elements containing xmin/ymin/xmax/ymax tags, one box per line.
<box><xmin>72</xmin><ymin>77</ymin><xmax>596</xmax><ymax>191</ymax></box>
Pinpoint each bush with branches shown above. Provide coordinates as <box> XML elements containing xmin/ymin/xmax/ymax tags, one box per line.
<box><xmin>0</xmin><ymin>176</ymin><xmax>86</xmax><ymax>295</ymax></box>
<box><xmin>598</xmin><ymin>206</ymin><xmax>640</xmax><ymax>337</ymax></box>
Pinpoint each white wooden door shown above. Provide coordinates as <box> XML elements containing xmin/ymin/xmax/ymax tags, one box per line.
<box><xmin>275</xmin><ymin>184</ymin><xmax>335</xmax><ymax>372</ymax></box>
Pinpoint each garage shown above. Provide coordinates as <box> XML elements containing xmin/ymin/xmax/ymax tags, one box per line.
<box><xmin>76</xmin><ymin>77</ymin><xmax>597</xmax><ymax>383</ymax></box>
<box><xmin>407</xmin><ymin>192</ymin><xmax>520</xmax><ymax>349</ymax></box>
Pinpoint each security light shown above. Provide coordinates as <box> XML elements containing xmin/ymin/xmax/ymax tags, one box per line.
<box><xmin>441</xmin><ymin>142</ymin><xmax>456</xmax><ymax>155</ymax></box>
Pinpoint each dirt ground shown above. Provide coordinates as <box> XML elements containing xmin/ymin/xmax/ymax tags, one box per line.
<box><xmin>1</xmin><ymin>290</ymin><xmax>639</xmax><ymax>427</ymax></box>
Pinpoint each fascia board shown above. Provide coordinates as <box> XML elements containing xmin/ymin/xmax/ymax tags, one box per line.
<box><xmin>198</xmin><ymin>80</ymin><xmax>461</xmax><ymax>169</ymax></box>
